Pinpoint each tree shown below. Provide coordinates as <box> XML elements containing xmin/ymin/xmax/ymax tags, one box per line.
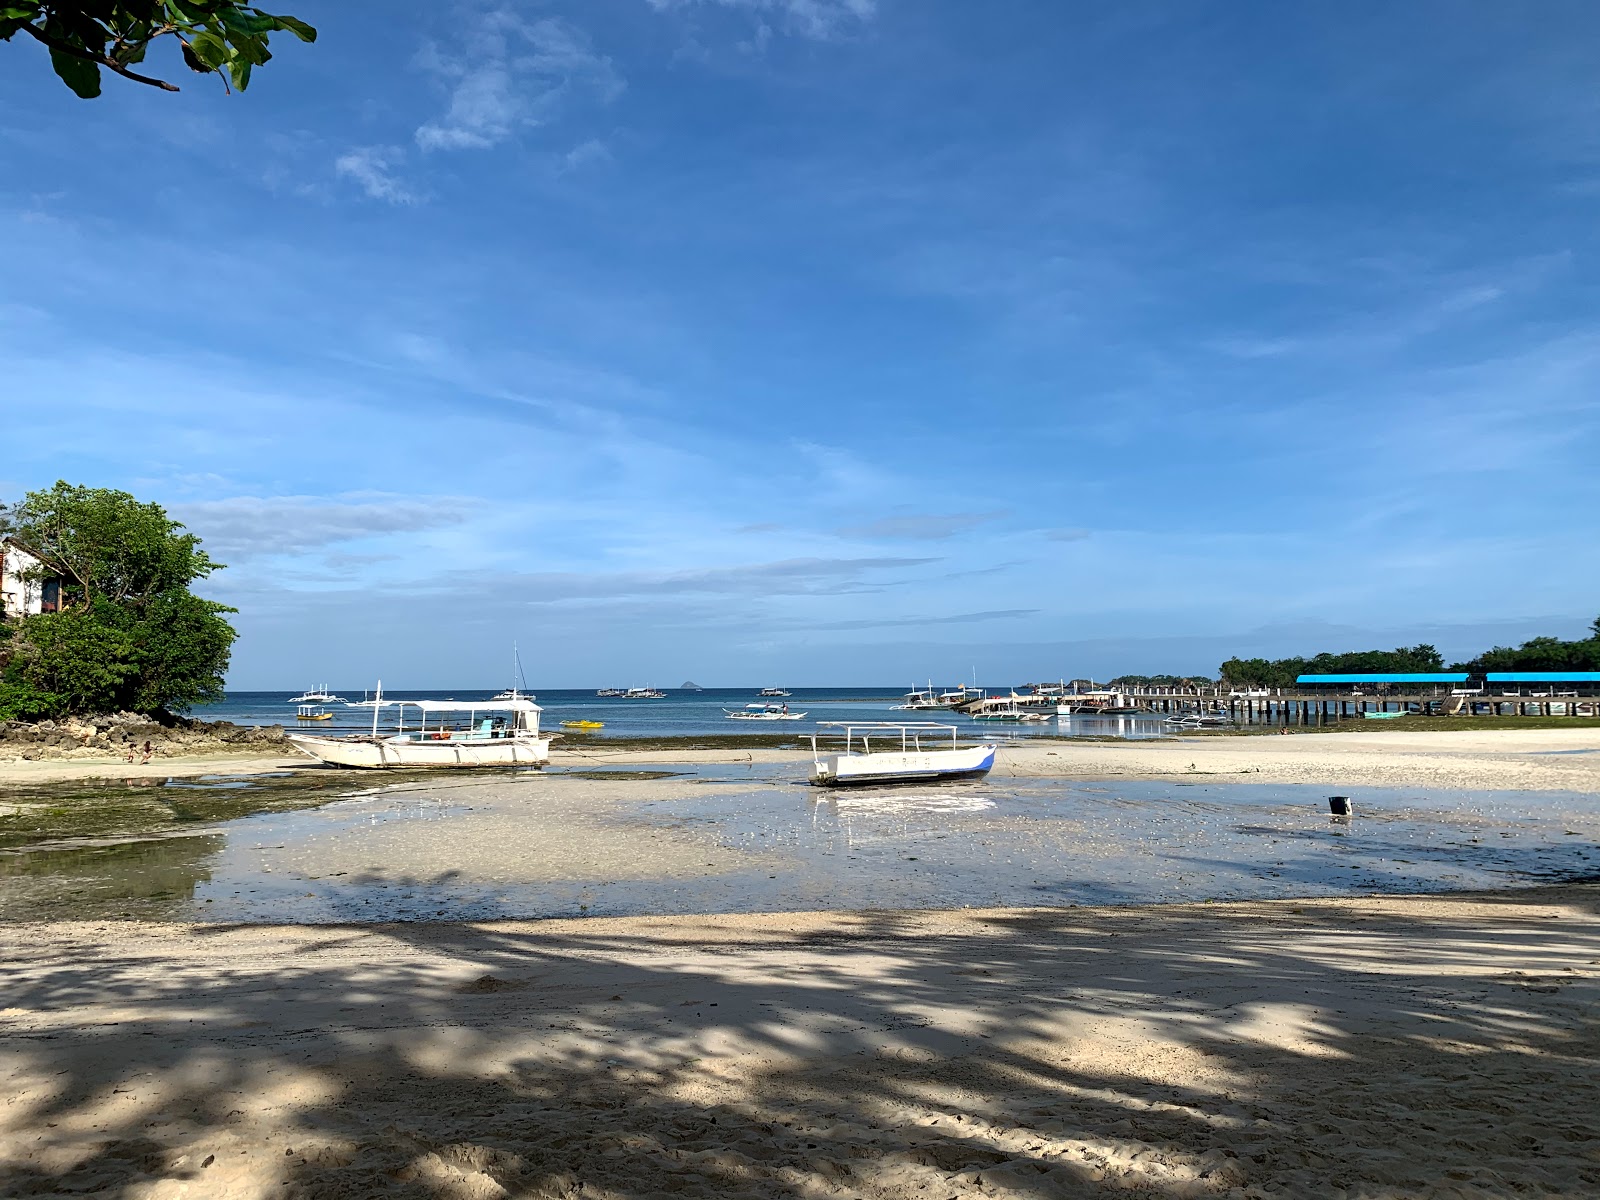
<box><xmin>0</xmin><ymin>2</ymin><xmax>315</xmax><ymax>99</ymax></box>
<box><xmin>0</xmin><ymin>482</ymin><xmax>236</xmax><ymax>718</ymax></box>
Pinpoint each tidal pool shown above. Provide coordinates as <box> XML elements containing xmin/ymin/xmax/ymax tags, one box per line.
<box><xmin>1</xmin><ymin>763</ymin><xmax>1596</xmax><ymax>922</ymax></box>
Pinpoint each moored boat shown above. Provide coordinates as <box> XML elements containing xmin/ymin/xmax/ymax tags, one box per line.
<box><xmin>295</xmin><ymin>705</ymin><xmax>332</xmax><ymax>721</ymax></box>
<box><xmin>809</xmin><ymin>722</ymin><xmax>997</xmax><ymax>786</ymax></box>
<box><xmin>288</xmin><ymin>686</ymin><xmax>550</xmax><ymax>768</ymax></box>
<box><xmin>758</xmin><ymin>686</ymin><xmax>793</xmax><ymax>697</ymax></box>
<box><xmin>725</xmin><ymin>703</ymin><xmax>807</xmax><ymax>721</ymax></box>
<box><xmin>289</xmin><ymin>686</ymin><xmax>345</xmax><ymax>704</ymax></box>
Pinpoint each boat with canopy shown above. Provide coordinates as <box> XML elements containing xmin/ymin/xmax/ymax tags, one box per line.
<box><xmin>808</xmin><ymin>721</ymin><xmax>997</xmax><ymax>786</ymax></box>
<box><xmin>287</xmin><ymin>683</ymin><xmax>551</xmax><ymax>768</ymax></box>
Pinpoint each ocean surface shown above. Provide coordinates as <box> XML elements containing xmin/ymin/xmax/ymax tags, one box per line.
<box><xmin>193</xmin><ymin>688</ymin><xmax>1169</xmax><ymax>741</ymax></box>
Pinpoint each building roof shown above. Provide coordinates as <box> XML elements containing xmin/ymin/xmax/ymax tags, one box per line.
<box><xmin>1296</xmin><ymin>673</ymin><xmax>1470</xmax><ymax>684</ymax></box>
<box><xmin>1484</xmin><ymin>672</ymin><xmax>1600</xmax><ymax>682</ymax></box>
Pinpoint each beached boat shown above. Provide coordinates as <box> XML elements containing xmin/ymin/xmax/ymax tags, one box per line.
<box><xmin>809</xmin><ymin>722</ymin><xmax>997</xmax><ymax>786</ymax></box>
<box><xmin>288</xmin><ymin>687</ymin><xmax>550</xmax><ymax>768</ymax></box>
<box><xmin>1363</xmin><ymin>710</ymin><xmax>1410</xmax><ymax>720</ymax></box>
<box><xmin>295</xmin><ymin>705</ymin><xmax>333</xmax><ymax>721</ymax></box>
<box><xmin>725</xmin><ymin>703</ymin><xmax>808</xmax><ymax>721</ymax></box>
<box><xmin>288</xmin><ymin>686</ymin><xmax>345</xmax><ymax>704</ymax></box>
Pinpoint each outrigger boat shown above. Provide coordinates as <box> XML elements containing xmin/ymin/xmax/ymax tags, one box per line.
<box><xmin>288</xmin><ymin>686</ymin><xmax>345</xmax><ymax>704</ymax></box>
<box><xmin>287</xmin><ymin>683</ymin><xmax>551</xmax><ymax>768</ymax></box>
<box><xmin>295</xmin><ymin>705</ymin><xmax>333</xmax><ymax>721</ymax></box>
<box><xmin>809</xmin><ymin>722</ymin><xmax>997</xmax><ymax>786</ymax></box>
<box><xmin>758</xmin><ymin>686</ymin><xmax>793</xmax><ymax>697</ymax></box>
<box><xmin>725</xmin><ymin>703</ymin><xmax>807</xmax><ymax>721</ymax></box>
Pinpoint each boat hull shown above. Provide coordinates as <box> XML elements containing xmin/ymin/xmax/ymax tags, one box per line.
<box><xmin>287</xmin><ymin>734</ymin><xmax>552</xmax><ymax>769</ymax></box>
<box><xmin>811</xmin><ymin>745</ymin><xmax>996</xmax><ymax>787</ymax></box>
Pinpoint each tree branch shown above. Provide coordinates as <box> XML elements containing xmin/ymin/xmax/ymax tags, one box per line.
<box><xmin>17</xmin><ymin>20</ymin><xmax>181</xmax><ymax>92</ymax></box>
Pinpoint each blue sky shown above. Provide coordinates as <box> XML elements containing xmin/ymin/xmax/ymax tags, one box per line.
<box><xmin>3</xmin><ymin>0</ymin><xmax>1598</xmax><ymax>688</ymax></box>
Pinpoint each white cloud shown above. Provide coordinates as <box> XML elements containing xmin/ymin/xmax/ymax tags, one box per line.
<box><xmin>415</xmin><ymin>12</ymin><xmax>623</xmax><ymax>153</ymax></box>
<box><xmin>646</xmin><ymin>0</ymin><xmax>876</xmax><ymax>41</ymax></box>
<box><xmin>333</xmin><ymin>146</ymin><xmax>417</xmax><ymax>204</ymax></box>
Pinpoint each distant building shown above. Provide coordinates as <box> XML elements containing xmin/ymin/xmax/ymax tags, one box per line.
<box><xmin>0</xmin><ymin>537</ymin><xmax>62</xmax><ymax>620</ymax></box>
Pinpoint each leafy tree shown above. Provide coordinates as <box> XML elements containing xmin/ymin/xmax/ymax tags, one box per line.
<box><xmin>0</xmin><ymin>482</ymin><xmax>236</xmax><ymax>718</ymax></box>
<box><xmin>0</xmin><ymin>2</ymin><xmax>315</xmax><ymax>99</ymax></box>
<box><xmin>7</xmin><ymin>480</ymin><xmax>217</xmax><ymax>606</ymax></box>
<box><xmin>1454</xmin><ymin>621</ymin><xmax>1600</xmax><ymax>674</ymax></box>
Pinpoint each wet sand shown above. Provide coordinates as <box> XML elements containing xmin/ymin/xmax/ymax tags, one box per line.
<box><xmin>3</xmin><ymin>726</ymin><xmax>1596</xmax><ymax>790</ymax></box>
<box><xmin>3</xmin><ymin>886</ymin><xmax>1598</xmax><ymax>1198</ymax></box>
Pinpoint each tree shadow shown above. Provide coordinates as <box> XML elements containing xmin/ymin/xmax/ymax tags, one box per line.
<box><xmin>4</xmin><ymin>886</ymin><xmax>1600</xmax><ymax>1197</ymax></box>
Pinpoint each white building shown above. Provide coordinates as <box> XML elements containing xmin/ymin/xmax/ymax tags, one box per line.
<box><xmin>0</xmin><ymin>537</ymin><xmax>61</xmax><ymax>620</ymax></box>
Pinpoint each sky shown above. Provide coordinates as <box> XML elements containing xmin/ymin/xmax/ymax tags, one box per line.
<box><xmin>3</xmin><ymin>0</ymin><xmax>1598</xmax><ymax>689</ymax></box>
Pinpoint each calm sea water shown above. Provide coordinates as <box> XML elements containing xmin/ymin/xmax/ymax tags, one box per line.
<box><xmin>192</xmin><ymin>689</ymin><xmax>1168</xmax><ymax>741</ymax></box>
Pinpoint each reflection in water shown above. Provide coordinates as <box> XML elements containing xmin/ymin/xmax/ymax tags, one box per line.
<box><xmin>1</xmin><ymin>770</ymin><xmax>1596</xmax><ymax>924</ymax></box>
<box><xmin>0</xmin><ymin>835</ymin><xmax>223</xmax><ymax>917</ymax></box>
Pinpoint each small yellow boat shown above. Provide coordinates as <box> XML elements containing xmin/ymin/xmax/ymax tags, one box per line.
<box><xmin>561</xmin><ymin>719</ymin><xmax>605</xmax><ymax>729</ymax></box>
<box><xmin>296</xmin><ymin>705</ymin><xmax>333</xmax><ymax>721</ymax></box>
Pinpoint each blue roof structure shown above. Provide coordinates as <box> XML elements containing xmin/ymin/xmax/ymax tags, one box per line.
<box><xmin>1295</xmin><ymin>673</ymin><xmax>1470</xmax><ymax>684</ymax></box>
<box><xmin>1485</xmin><ymin>672</ymin><xmax>1600</xmax><ymax>682</ymax></box>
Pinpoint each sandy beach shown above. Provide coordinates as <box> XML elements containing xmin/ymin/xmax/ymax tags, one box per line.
<box><xmin>3</xmin><ymin>726</ymin><xmax>1597</xmax><ymax>791</ymax></box>
<box><xmin>3</xmin><ymin>886</ymin><xmax>1598</xmax><ymax>1198</ymax></box>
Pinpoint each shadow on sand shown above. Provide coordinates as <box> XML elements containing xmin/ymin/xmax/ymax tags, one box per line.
<box><xmin>3</xmin><ymin>885</ymin><xmax>1600</xmax><ymax>1197</ymax></box>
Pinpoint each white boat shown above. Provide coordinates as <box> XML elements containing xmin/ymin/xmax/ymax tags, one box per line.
<box><xmin>809</xmin><ymin>722</ymin><xmax>997</xmax><ymax>786</ymax></box>
<box><xmin>725</xmin><ymin>703</ymin><xmax>808</xmax><ymax>721</ymax></box>
<box><xmin>288</xmin><ymin>685</ymin><xmax>550</xmax><ymax>769</ymax></box>
<box><xmin>288</xmin><ymin>685</ymin><xmax>345</xmax><ymax>704</ymax></box>
<box><xmin>758</xmin><ymin>686</ymin><xmax>793</xmax><ymax>697</ymax></box>
<box><xmin>491</xmin><ymin>643</ymin><xmax>534</xmax><ymax>701</ymax></box>
<box><xmin>596</xmin><ymin>687</ymin><xmax>626</xmax><ymax>697</ymax></box>
<box><xmin>623</xmin><ymin>686</ymin><xmax>667</xmax><ymax>699</ymax></box>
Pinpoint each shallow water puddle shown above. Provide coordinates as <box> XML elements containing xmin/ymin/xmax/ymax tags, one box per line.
<box><xmin>1</xmin><ymin>769</ymin><xmax>1596</xmax><ymax>922</ymax></box>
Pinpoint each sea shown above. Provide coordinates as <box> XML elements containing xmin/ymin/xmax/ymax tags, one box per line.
<box><xmin>191</xmin><ymin>688</ymin><xmax>1169</xmax><ymax>741</ymax></box>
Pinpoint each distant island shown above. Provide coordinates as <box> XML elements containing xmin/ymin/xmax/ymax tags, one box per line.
<box><xmin>679</xmin><ymin>681</ymin><xmax>703</xmax><ymax>691</ymax></box>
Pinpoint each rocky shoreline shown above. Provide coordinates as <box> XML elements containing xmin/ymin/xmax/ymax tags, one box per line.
<box><xmin>0</xmin><ymin>712</ymin><xmax>289</xmax><ymax>763</ymax></box>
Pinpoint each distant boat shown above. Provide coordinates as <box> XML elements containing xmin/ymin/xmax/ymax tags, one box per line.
<box><xmin>289</xmin><ymin>686</ymin><xmax>345</xmax><ymax>704</ymax></box>
<box><xmin>491</xmin><ymin>643</ymin><xmax>534</xmax><ymax>701</ymax></box>
<box><xmin>287</xmin><ymin>683</ymin><xmax>550</xmax><ymax>769</ymax></box>
<box><xmin>809</xmin><ymin>721</ymin><xmax>996</xmax><ymax>786</ymax></box>
<box><xmin>758</xmin><ymin>686</ymin><xmax>793</xmax><ymax>697</ymax></box>
<box><xmin>561</xmin><ymin>719</ymin><xmax>604</xmax><ymax>729</ymax></box>
<box><xmin>680</xmin><ymin>681</ymin><xmax>704</xmax><ymax>691</ymax></box>
<box><xmin>623</xmin><ymin>686</ymin><xmax>667</xmax><ymax>699</ymax></box>
<box><xmin>596</xmin><ymin>688</ymin><xmax>626</xmax><ymax>697</ymax></box>
<box><xmin>724</xmin><ymin>703</ymin><xmax>807</xmax><ymax>721</ymax></box>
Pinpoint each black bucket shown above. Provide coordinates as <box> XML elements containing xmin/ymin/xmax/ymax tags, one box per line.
<box><xmin>1328</xmin><ymin>795</ymin><xmax>1352</xmax><ymax>817</ymax></box>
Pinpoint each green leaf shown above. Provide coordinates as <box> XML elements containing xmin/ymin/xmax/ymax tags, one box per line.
<box><xmin>228</xmin><ymin>56</ymin><xmax>251</xmax><ymax>90</ymax></box>
<box><xmin>188</xmin><ymin>30</ymin><xmax>230</xmax><ymax>70</ymax></box>
<box><xmin>218</xmin><ymin>9</ymin><xmax>275</xmax><ymax>36</ymax></box>
<box><xmin>272</xmin><ymin>14</ymin><xmax>316</xmax><ymax>42</ymax></box>
<box><xmin>0</xmin><ymin>5</ymin><xmax>40</xmax><ymax>19</ymax></box>
<box><xmin>49</xmin><ymin>46</ymin><xmax>101</xmax><ymax>98</ymax></box>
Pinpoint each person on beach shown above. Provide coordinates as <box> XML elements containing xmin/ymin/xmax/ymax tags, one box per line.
<box><xmin>125</xmin><ymin>746</ymin><xmax>136</xmax><ymax>763</ymax></box>
<box><xmin>140</xmin><ymin>740</ymin><xmax>153</xmax><ymax>765</ymax></box>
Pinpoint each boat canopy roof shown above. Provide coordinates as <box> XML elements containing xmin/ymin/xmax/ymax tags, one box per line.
<box><xmin>347</xmin><ymin>698</ymin><xmax>542</xmax><ymax>713</ymax></box>
<box><xmin>814</xmin><ymin>721</ymin><xmax>958</xmax><ymax>732</ymax></box>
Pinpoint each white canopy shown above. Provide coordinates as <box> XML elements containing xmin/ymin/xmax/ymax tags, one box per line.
<box><xmin>346</xmin><ymin>698</ymin><xmax>542</xmax><ymax>713</ymax></box>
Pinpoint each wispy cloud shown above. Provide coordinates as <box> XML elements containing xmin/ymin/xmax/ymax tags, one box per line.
<box><xmin>415</xmin><ymin>11</ymin><xmax>623</xmax><ymax>153</ymax></box>
<box><xmin>837</xmin><ymin>511</ymin><xmax>1007</xmax><ymax>540</ymax></box>
<box><xmin>646</xmin><ymin>0</ymin><xmax>876</xmax><ymax>41</ymax></box>
<box><xmin>333</xmin><ymin>146</ymin><xmax>418</xmax><ymax>204</ymax></box>
<box><xmin>173</xmin><ymin>494</ymin><xmax>474</xmax><ymax>560</ymax></box>
<box><xmin>808</xmin><ymin>608</ymin><xmax>1039</xmax><ymax>632</ymax></box>
<box><xmin>489</xmin><ymin>555</ymin><xmax>940</xmax><ymax>602</ymax></box>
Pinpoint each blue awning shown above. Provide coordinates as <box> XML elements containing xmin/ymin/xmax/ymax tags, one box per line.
<box><xmin>1485</xmin><ymin>672</ymin><xmax>1600</xmax><ymax>682</ymax></box>
<box><xmin>1295</xmin><ymin>673</ymin><xmax>1470</xmax><ymax>684</ymax></box>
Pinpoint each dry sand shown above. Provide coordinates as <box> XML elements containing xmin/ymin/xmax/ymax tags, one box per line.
<box><xmin>3</xmin><ymin>887</ymin><xmax>1599</xmax><ymax>1199</ymax></box>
